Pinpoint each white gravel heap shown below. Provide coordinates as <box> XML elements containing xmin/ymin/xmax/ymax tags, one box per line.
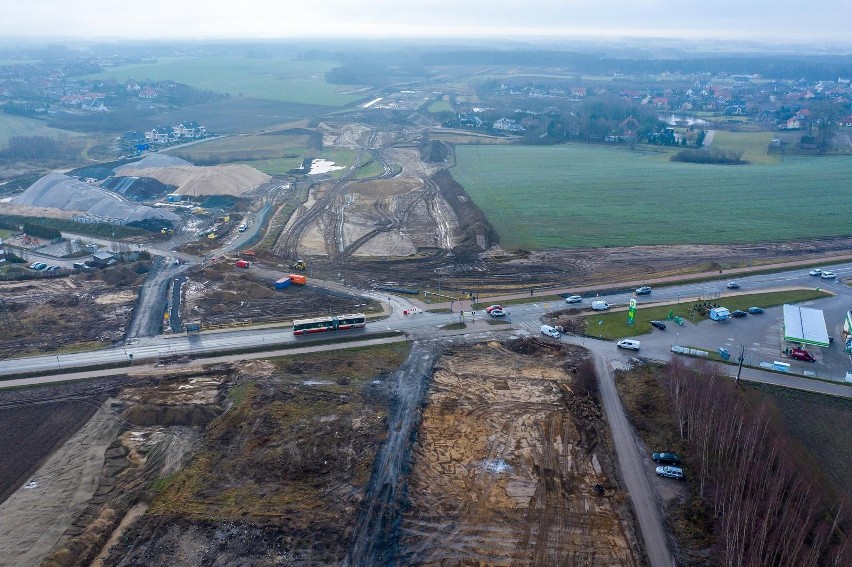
<box><xmin>120</xmin><ymin>154</ymin><xmax>192</xmax><ymax>169</ymax></box>
<box><xmin>13</xmin><ymin>173</ymin><xmax>178</xmax><ymax>224</ymax></box>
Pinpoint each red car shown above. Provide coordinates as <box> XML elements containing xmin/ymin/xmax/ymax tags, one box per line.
<box><xmin>789</xmin><ymin>348</ymin><xmax>815</xmax><ymax>362</ymax></box>
<box><xmin>485</xmin><ymin>304</ymin><xmax>503</xmax><ymax>313</ymax></box>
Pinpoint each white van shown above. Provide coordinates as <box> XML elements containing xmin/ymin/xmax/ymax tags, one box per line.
<box><xmin>238</xmin><ymin>222</ymin><xmax>248</xmax><ymax>232</ymax></box>
<box><xmin>591</xmin><ymin>300</ymin><xmax>610</xmax><ymax>311</ymax></box>
<box><xmin>540</xmin><ymin>325</ymin><xmax>561</xmax><ymax>339</ymax></box>
<box><xmin>617</xmin><ymin>339</ymin><xmax>641</xmax><ymax>350</ymax></box>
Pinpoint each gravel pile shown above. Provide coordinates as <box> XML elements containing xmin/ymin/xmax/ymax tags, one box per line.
<box><xmin>13</xmin><ymin>173</ymin><xmax>178</xmax><ymax>224</ymax></box>
<box><xmin>120</xmin><ymin>154</ymin><xmax>192</xmax><ymax>169</ymax></box>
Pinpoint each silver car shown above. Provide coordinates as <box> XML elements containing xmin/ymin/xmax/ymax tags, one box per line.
<box><xmin>564</xmin><ymin>295</ymin><xmax>582</xmax><ymax>304</ymax></box>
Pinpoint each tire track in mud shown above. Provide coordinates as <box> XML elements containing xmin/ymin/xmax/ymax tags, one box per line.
<box><xmin>343</xmin><ymin>342</ymin><xmax>437</xmax><ymax>567</ymax></box>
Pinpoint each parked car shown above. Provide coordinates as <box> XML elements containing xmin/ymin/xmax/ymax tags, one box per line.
<box><xmin>821</xmin><ymin>271</ymin><xmax>836</xmax><ymax>279</ymax></box>
<box><xmin>72</xmin><ymin>262</ymin><xmax>86</xmax><ymax>269</ymax></box>
<box><xmin>731</xmin><ymin>310</ymin><xmax>748</xmax><ymax>318</ymax></box>
<box><xmin>32</xmin><ymin>262</ymin><xmax>47</xmax><ymax>270</ymax></box>
<box><xmin>489</xmin><ymin>309</ymin><xmax>507</xmax><ymax>318</ymax></box>
<box><xmin>652</xmin><ymin>452</ymin><xmax>681</xmax><ymax>465</ymax></box>
<box><xmin>809</xmin><ymin>268</ymin><xmax>822</xmax><ymax>276</ymax></box>
<box><xmin>28</xmin><ymin>262</ymin><xmax>40</xmax><ymax>269</ymax></box>
<box><xmin>485</xmin><ymin>304</ymin><xmax>503</xmax><ymax>313</ymax></box>
<box><xmin>564</xmin><ymin>295</ymin><xmax>582</xmax><ymax>304</ymax></box>
<box><xmin>45</xmin><ymin>265</ymin><xmax>60</xmax><ymax>272</ymax></box>
<box><xmin>540</xmin><ymin>325</ymin><xmax>560</xmax><ymax>339</ymax></box>
<box><xmin>789</xmin><ymin>347</ymin><xmax>815</xmax><ymax>362</ymax></box>
<box><xmin>635</xmin><ymin>286</ymin><xmax>652</xmax><ymax>295</ymax></box>
<box><xmin>616</xmin><ymin>339</ymin><xmax>640</xmax><ymax>350</ymax></box>
<box><xmin>650</xmin><ymin>320</ymin><xmax>667</xmax><ymax>330</ymax></box>
<box><xmin>656</xmin><ymin>465</ymin><xmax>685</xmax><ymax>480</ymax></box>
<box><xmin>747</xmin><ymin>306</ymin><xmax>764</xmax><ymax>314</ymax></box>
<box><xmin>726</xmin><ymin>281</ymin><xmax>740</xmax><ymax>289</ymax></box>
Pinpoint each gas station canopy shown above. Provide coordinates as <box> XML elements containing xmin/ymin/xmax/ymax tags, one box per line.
<box><xmin>782</xmin><ymin>304</ymin><xmax>829</xmax><ymax>348</ymax></box>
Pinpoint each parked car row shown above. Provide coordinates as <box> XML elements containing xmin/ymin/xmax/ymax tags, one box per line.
<box><xmin>653</xmin><ymin>452</ymin><xmax>685</xmax><ymax>480</ymax></box>
<box><xmin>28</xmin><ymin>262</ymin><xmax>61</xmax><ymax>272</ymax></box>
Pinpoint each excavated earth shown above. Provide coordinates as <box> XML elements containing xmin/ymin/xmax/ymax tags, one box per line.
<box><xmin>0</xmin><ymin>340</ymin><xmax>644</xmax><ymax>566</ymax></box>
<box><xmin>0</xmin><ymin>266</ymin><xmax>148</xmax><ymax>359</ymax></box>
<box><xmin>398</xmin><ymin>340</ymin><xmax>642</xmax><ymax>566</ymax></box>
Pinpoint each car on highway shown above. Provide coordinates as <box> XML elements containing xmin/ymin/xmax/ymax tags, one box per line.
<box><xmin>821</xmin><ymin>271</ymin><xmax>836</xmax><ymax>279</ymax></box>
<box><xmin>489</xmin><ymin>308</ymin><xmax>507</xmax><ymax>318</ymax></box>
<box><xmin>485</xmin><ymin>304</ymin><xmax>503</xmax><ymax>313</ymax></box>
<box><xmin>809</xmin><ymin>268</ymin><xmax>822</xmax><ymax>276</ymax></box>
<box><xmin>635</xmin><ymin>286</ymin><xmax>652</xmax><ymax>295</ymax></box>
<box><xmin>747</xmin><ymin>306</ymin><xmax>764</xmax><ymax>314</ymax></box>
<box><xmin>591</xmin><ymin>300</ymin><xmax>610</xmax><ymax>311</ymax></box>
<box><xmin>652</xmin><ymin>451</ymin><xmax>681</xmax><ymax>465</ymax></box>
<box><xmin>789</xmin><ymin>347</ymin><xmax>815</xmax><ymax>362</ymax></box>
<box><xmin>656</xmin><ymin>465</ymin><xmax>685</xmax><ymax>480</ymax></box>
<box><xmin>726</xmin><ymin>281</ymin><xmax>740</xmax><ymax>289</ymax></box>
<box><xmin>650</xmin><ymin>320</ymin><xmax>667</xmax><ymax>330</ymax></box>
<box><xmin>564</xmin><ymin>295</ymin><xmax>582</xmax><ymax>304</ymax></box>
<box><xmin>731</xmin><ymin>310</ymin><xmax>748</xmax><ymax>318</ymax></box>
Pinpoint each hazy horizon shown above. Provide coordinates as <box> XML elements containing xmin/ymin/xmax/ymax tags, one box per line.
<box><xmin>5</xmin><ymin>1</ymin><xmax>852</xmax><ymax>50</ymax></box>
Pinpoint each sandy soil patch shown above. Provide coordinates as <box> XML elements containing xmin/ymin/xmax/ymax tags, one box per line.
<box><xmin>399</xmin><ymin>341</ymin><xmax>641</xmax><ymax>565</ymax></box>
<box><xmin>114</xmin><ymin>164</ymin><xmax>270</xmax><ymax>197</ymax></box>
<box><xmin>0</xmin><ymin>399</ymin><xmax>124</xmax><ymax>567</ymax></box>
<box><xmin>93</xmin><ymin>290</ymin><xmax>137</xmax><ymax>305</ymax></box>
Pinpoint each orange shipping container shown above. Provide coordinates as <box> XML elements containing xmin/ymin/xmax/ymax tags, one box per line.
<box><xmin>289</xmin><ymin>274</ymin><xmax>307</xmax><ymax>285</ymax></box>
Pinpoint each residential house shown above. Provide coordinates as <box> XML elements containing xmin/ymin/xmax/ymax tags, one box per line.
<box><xmin>175</xmin><ymin>121</ymin><xmax>206</xmax><ymax>139</ymax></box>
<box><xmin>145</xmin><ymin>126</ymin><xmax>176</xmax><ymax>144</ymax></box>
<box><xmin>139</xmin><ymin>86</ymin><xmax>158</xmax><ymax>99</ymax></box>
<box><xmin>492</xmin><ymin>118</ymin><xmax>523</xmax><ymax>132</ymax></box>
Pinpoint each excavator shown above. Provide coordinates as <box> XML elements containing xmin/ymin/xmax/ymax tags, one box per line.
<box><xmin>292</xmin><ymin>258</ymin><xmax>307</xmax><ymax>271</ymax></box>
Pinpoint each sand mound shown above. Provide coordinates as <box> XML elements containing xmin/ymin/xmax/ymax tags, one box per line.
<box><xmin>13</xmin><ymin>173</ymin><xmax>178</xmax><ymax>224</ymax></box>
<box><xmin>113</xmin><ymin>164</ymin><xmax>270</xmax><ymax>197</ymax></box>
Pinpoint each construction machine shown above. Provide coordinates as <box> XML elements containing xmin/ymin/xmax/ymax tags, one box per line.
<box><xmin>292</xmin><ymin>259</ymin><xmax>307</xmax><ymax>271</ymax></box>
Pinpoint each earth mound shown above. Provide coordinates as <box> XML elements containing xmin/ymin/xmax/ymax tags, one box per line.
<box><xmin>113</xmin><ymin>164</ymin><xmax>271</xmax><ymax>197</ymax></box>
<box><xmin>120</xmin><ymin>154</ymin><xmax>192</xmax><ymax>169</ymax></box>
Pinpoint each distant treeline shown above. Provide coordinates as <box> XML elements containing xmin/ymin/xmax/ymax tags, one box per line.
<box><xmin>672</xmin><ymin>148</ymin><xmax>748</xmax><ymax>164</ymax></box>
<box><xmin>0</xmin><ymin>214</ymin><xmax>150</xmax><ymax>239</ymax></box>
<box><xmin>419</xmin><ymin>50</ymin><xmax>852</xmax><ymax>81</ymax></box>
<box><xmin>0</xmin><ymin>136</ymin><xmax>80</xmax><ymax>160</ymax></box>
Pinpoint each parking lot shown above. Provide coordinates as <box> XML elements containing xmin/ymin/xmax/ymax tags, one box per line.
<box><xmin>633</xmin><ymin>291</ymin><xmax>852</xmax><ymax>382</ymax></box>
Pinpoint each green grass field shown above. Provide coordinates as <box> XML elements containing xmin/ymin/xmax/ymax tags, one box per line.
<box><xmin>84</xmin><ymin>56</ymin><xmax>363</xmax><ymax>106</ymax></box>
<box><xmin>428</xmin><ymin>97</ymin><xmax>453</xmax><ymax>113</ymax></box>
<box><xmin>587</xmin><ymin>289</ymin><xmax>829</xmax><ymax>339</ymax></box>
<box><xmin>709</xmin><ymin>130</ymin><xmax>778</xmax><ymax>164</ymax></box>
<box><xmin>452</xmin><ymin>143</ymin><xmax>852</xmax><ymax>249</ymax></box>
<box><xmin>0</xmin><ymin>114</ymin><xmax>83</xmax><ymax>149</ymax></box>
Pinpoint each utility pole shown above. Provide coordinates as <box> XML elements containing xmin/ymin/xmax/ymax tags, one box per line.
<box><xmin>735</xmin><ymin>345</ymin><xmax>745</xmax><ymax>388</ymax></box>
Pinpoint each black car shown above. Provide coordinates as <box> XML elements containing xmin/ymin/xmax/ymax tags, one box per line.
<box><xmin>650</xmin><ymin>320</ymin><xmax>667</xmax><ymax>330</ymax></box>
<box><xmin>652</xmin><ymin>452</ymin><xmax>681</xmax><ymax>465</ymax></box>
<box><xmin>731</xmin><ymin>310</ymin><xmax>748</xmax><ymax>318</ymax></box>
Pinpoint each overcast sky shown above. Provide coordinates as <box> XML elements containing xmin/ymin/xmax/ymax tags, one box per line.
<box><xmin>5</xmin><ymin>1</ymin><xmax>851</xmax><ymax>46</ymax></box>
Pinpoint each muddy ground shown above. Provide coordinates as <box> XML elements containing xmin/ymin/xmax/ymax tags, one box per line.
<box><xmin>0</xmin><ymin>263</ymin><xmax>149</xmax><ymax>358</ymax></box>
<box><xmin>180</xmin><ymin>261</ymin><xmax>382</xmax><ymax>328</ymax></box>
<box><xmin>0</xmin><ymin>339</ymin><xmax>647</xmax><ymax>566</ymax></box>
<box><xmin>398</xmin><ymin>340</ymin><xmax>642</xmax><ymax>565</ymax></box>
